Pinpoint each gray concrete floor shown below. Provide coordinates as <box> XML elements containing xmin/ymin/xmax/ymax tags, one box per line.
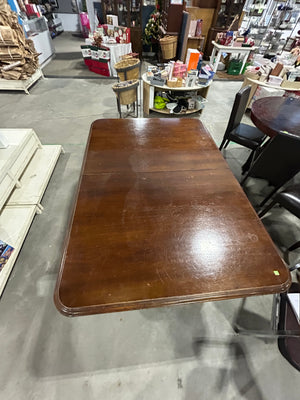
<box><xmin>0</xmin><ymin>33</ymin><xmax>300</xmax><ymax>400</ymax></box>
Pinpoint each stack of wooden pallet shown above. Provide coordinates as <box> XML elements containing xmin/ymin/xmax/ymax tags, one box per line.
<box><xmin>0</xmin><ymin>0</ymin><xmax>39</xmax><ymax>80</ymax></box>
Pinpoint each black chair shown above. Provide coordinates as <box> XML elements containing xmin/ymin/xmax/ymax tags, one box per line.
<box><xmin>241</xmin><ymin>131</ymin><xmax>300</xmax><ymax>207</ymax></box>
<box><xmin>278</xmin><ymin>278</ymin><xmax>300</xmax><ymax>372</ymax></box>
<box><xmin>234</xmin><ymin>263</ymin><xmax>300</xmax><ymax>345</ymax></box>
<box><xmin>219</xmin><ymin>86</ymin><xmax>265</xmax><ymax>155</ymax></box>
<box><xmin>259</xmin><ymin>184</ymin><xmax>300</xmax><ymax>259</ymax></box>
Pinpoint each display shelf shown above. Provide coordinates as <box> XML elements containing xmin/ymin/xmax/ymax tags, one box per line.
<box><xmin>0</xmin><ymin>129</ymin><xmax>41</xmax><ymax>211</ymax></box>
<box><xmin>148</xmin><ymin>104</ymin><xmax>206</xmax><ymax>115</ymax></box>
<box><xmin>241</xmin><ymin>75</ymin><xmax>300</xmax><ymax>108</ymax></box>
<box><xmin>8</xmin><ymin>145</ymin><xmax>63</xmax><ymax>206</ymax></box>
<box><xmin>246</xmin><ymin>76</ymin><xmax>300</xmax><ymax>91</ymax></box>
<box><xmin>0</xmin><ymin>69</ymin><xmax>44</xmax><ymax>94</ymax></box>
<box><xmin>0</xmin><ymin>205</ymin><xmax>37</xmax><ymax>296</ymax></box>
<box><xmin>142</xmin><ymin>73</ymin><xmax>211</xmax><ymax>116</ymax></box>
<box><xmin>101</xmin><ymin>0</ymin><xmax>142</xmax><ymax>53</ymax></box>
<box><xmin>0</xmin><ymin>129</ymin><xmax>62</xmax><ymax>297</ymax></box>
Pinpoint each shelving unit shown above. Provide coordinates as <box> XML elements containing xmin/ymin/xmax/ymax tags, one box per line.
<box><xmin>241</xmin><ymin>0</ymin><xmax>300</xmax><ymax>57</ymax></box>
<box><xmin>142</xmin><ymin>73</ymin><xmax>211</xmax><ymax>116</ymax></box>
<box><xmin>204</xmin><ymin>0</ymin><xmax>246</xmax><ymax>58</ymax></box>
<box><xmin>242</xmin><ymin>75</ymin><xmax>300</xmax><ymax>108</ymax></box>
<box><xmin>0</xmin><ymin>129</ymin><xmax>62</xmax><ymax>296</ymax></box>
<box><xmin>101</xmin><ymin>0</ymin><xmax>142</xmax><ymax>54</ymax></box>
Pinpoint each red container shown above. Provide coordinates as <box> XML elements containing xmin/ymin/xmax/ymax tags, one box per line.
<box><xmin>88</xmin><ymin>60</ymin><xmax>110</xmax><ymax>77</ymax></box>
<box><xmin>84</xmin><ymin>59</ymin><xmax>92</xmax><ymax>68</ymax></box>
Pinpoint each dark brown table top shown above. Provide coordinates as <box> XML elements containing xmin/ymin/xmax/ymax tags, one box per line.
<box><xmin>251</xmin><ymin>96</ymin><xmax>300</xmax><ymax>138</ymax></box>
<box><xmin>54</xmin><ymin>119</ymin><xmax>290</xmax><ymax>316</ymax></box>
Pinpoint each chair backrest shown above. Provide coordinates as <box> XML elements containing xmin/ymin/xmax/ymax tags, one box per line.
<box><xmin>224</xmin><ymin>86</ymin><xmax>251</xmax><ymax>136</ymax></box>
<box><xmin>247</xmin><ymin>131</ymin><xmax>300</xmax><ymax>188</ymax></box>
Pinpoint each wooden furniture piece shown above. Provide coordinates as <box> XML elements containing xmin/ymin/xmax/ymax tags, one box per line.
<box><xmin>142</xmin><ymin>73</ymin><xmax>211</xmax><ymax>116</ymax></box>
<box><xmin>101</xmin><ymin>0</ymin><xmax>142</xmax><ymax>54</ymax></box>
<box><xmin>210</xmin><ymin>41</ymin><xmax>258</xmax><ymax>74</ymax></box>
<box><xmin>186</xmin><ymin>5</ymin><xmax>215</xmax><ymax>50</ymax></box>
<box><xmin>186</xmin><ymin>36</ymin><xmax>205</xmax><ymax>53</ymax></box>
<box><xmin>251</xmin><ymin>97</ymin><xmax>300</xmax><ymax>138</ymax></box>
<box><xmin>241</xmin><ymin>76</ymin><xmax>300</xmax><ymax>109</ymax></box>
<box><xmin>161</xmin><ymin>1</ymin><xmax>184</xmax><ymax>35</ymax></box>
<box><xmin>54</xmin><ymin>118</ymin><xmax>290</xmax><ymax>317</ymax></box>
<box><xmin>204</xmin><ymin>0</ymin><xmax>246</xmax><ymax>58</ymax></box>
<box><xmin>0</xmin><ymin>129</ymin><xmax>62</xmax><ymax>296</ymax></box>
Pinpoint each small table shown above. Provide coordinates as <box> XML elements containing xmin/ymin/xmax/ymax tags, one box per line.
<box><xmin>210</xmin><ymin>41</ymin><xmax>258</xmax><ymax>74</ymax></box>
<box><xmin>54</xmin><ymin>119</ymin><xmax>290</xmax><ymax>316</ymax></box>
<box><xmin>241</xmin><ymin>76</ymin><xmax>300</xmax><ymax>109</ymax></box>
<box><xmin>142</xmin><ymin>73</ymin><xmax>211</xmax><ymax>116</ymax></box>
<box><xmin>105</xmin><ymin>42</ymin><xmax>132</xmax><ymax>77</ymax></box>
<box><xmin>251</xmin><ymin>96</ymin><xmax>300</xmax><ymax>138</ymax></box>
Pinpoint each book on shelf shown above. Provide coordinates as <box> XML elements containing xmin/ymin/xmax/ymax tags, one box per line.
<box><xmin>0</xmin><ymin>240</ymin><xmax>14</xmax><ymax>273</ymax></box>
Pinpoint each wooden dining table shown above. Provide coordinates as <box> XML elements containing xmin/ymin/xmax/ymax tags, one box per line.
<box><xmin>251</xmin><ymin>96</ymin><xmax>300</xmax><ymax>138</ymax></box>
<box><xmin>54</xmin><ymin>119</ymin><xmax>290</xmax><ymax>316</ymax></box>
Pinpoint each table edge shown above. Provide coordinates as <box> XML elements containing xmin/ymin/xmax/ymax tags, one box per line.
<box><xmin>54</xmin><ymin>279</ymin><xmax>291</xmax><ymax>317</ymax></box>
<box><xmin>212</xmin><ymin>41</ymin><xmax>258</xmax><ymax>51</ymax></box>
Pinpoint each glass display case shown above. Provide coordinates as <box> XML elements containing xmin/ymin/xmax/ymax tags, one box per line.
<box><xmin>101</xmin><ymin>0</ymin><xmax>142</xmax><ymax>53</ymax></box>
<box><xmin>241</xmin><ymin>0</ymin><xmax>300</xmax><ymax>57</ymax></box>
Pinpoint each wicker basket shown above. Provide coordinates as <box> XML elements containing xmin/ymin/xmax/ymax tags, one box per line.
<box><xmin>160</xmin><ymin>35</ymin><xmax>177</xmax><ymax>60</ymax></box>
<box><xmin>167</xmin><ymin>78</ymin><xmax>177</xmax><ymax>88</ymax></box>
<box><xmin>114</xmin><ymin>58</ymin><xmax>140</xmax><ymax>81</ymax></box>
<box><xmin>112</xmin><ymin>79</ymin><xmax>139</xmax><ymax>105</ymax></box>
<box><xmin>175</xmin><ymin>77</ymin><xmax>183</xmax><ymax>87</ymax></box>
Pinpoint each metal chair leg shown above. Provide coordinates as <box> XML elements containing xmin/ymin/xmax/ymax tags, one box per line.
<box><xmin>219</xmin><ymin>138</ymin><xmax>228</xmax><ymax>150</ymax></box>
<box><xmin>116</xmin><ymin>97</ymin><xmax>122</xmax><ymax>118</ymax></box>
<box><xmin>259</xmin><ymin>187</ymin><xmax>279</xmax><ymax>207</ymax></box>
<box><xmin>258</xmin><ymin>200</ymin><xmax>277</xmax><ymax>218</ymax></box>
<box><xmin>241</xmin><ymin>149</ymin><xmax>255</xmax><ymax>175</ymax></box>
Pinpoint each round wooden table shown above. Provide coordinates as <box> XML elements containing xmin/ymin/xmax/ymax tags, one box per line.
<box><xmin>251</xmin><ymin>96</ymin><xmax>300</xmax><ymax>138</ymax></box>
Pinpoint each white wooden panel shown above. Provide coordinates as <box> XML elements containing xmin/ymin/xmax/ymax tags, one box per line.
<box><xmin>0</xmin><ymin>205</ymin><xmax>37</xmax><ymax>296</ymax></box>
<box><xmin>0</xmin><ymin>175</ymin><xmax>13</xmax><ymax>210</ymax></box>
<box><xmin>8</xmin><ymin>145</ymin><xmax>62</xmax><ymax>205</ymax></box>
<box><xmin>9</xmin><ymin>134</ymin><xmax>39</xmax><ymax>177</ymax></box>
<box><xmin>0</xmin><ymin>69</ymin><xmax>43</xmax><ymax>93</ymax></box>
<box><xmin>0</xmin><ymin>129</ymin><xmax>40</xmax><ymax>210</ymax></box>
<box><xmin>0</xmin><ymin>128</ymin><xmax>61</xmax><ymax>297</ymax></box>
<box><xmin>31</xmin><ymin>31</ymin><xmax>55</xmax><ymax>65</ymax></box>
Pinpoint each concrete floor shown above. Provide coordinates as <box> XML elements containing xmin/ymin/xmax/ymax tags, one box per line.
<box><xmin>0</xmin><ymin>33</ymin><xmax>300</xmax><ymax>399</ymax></box>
